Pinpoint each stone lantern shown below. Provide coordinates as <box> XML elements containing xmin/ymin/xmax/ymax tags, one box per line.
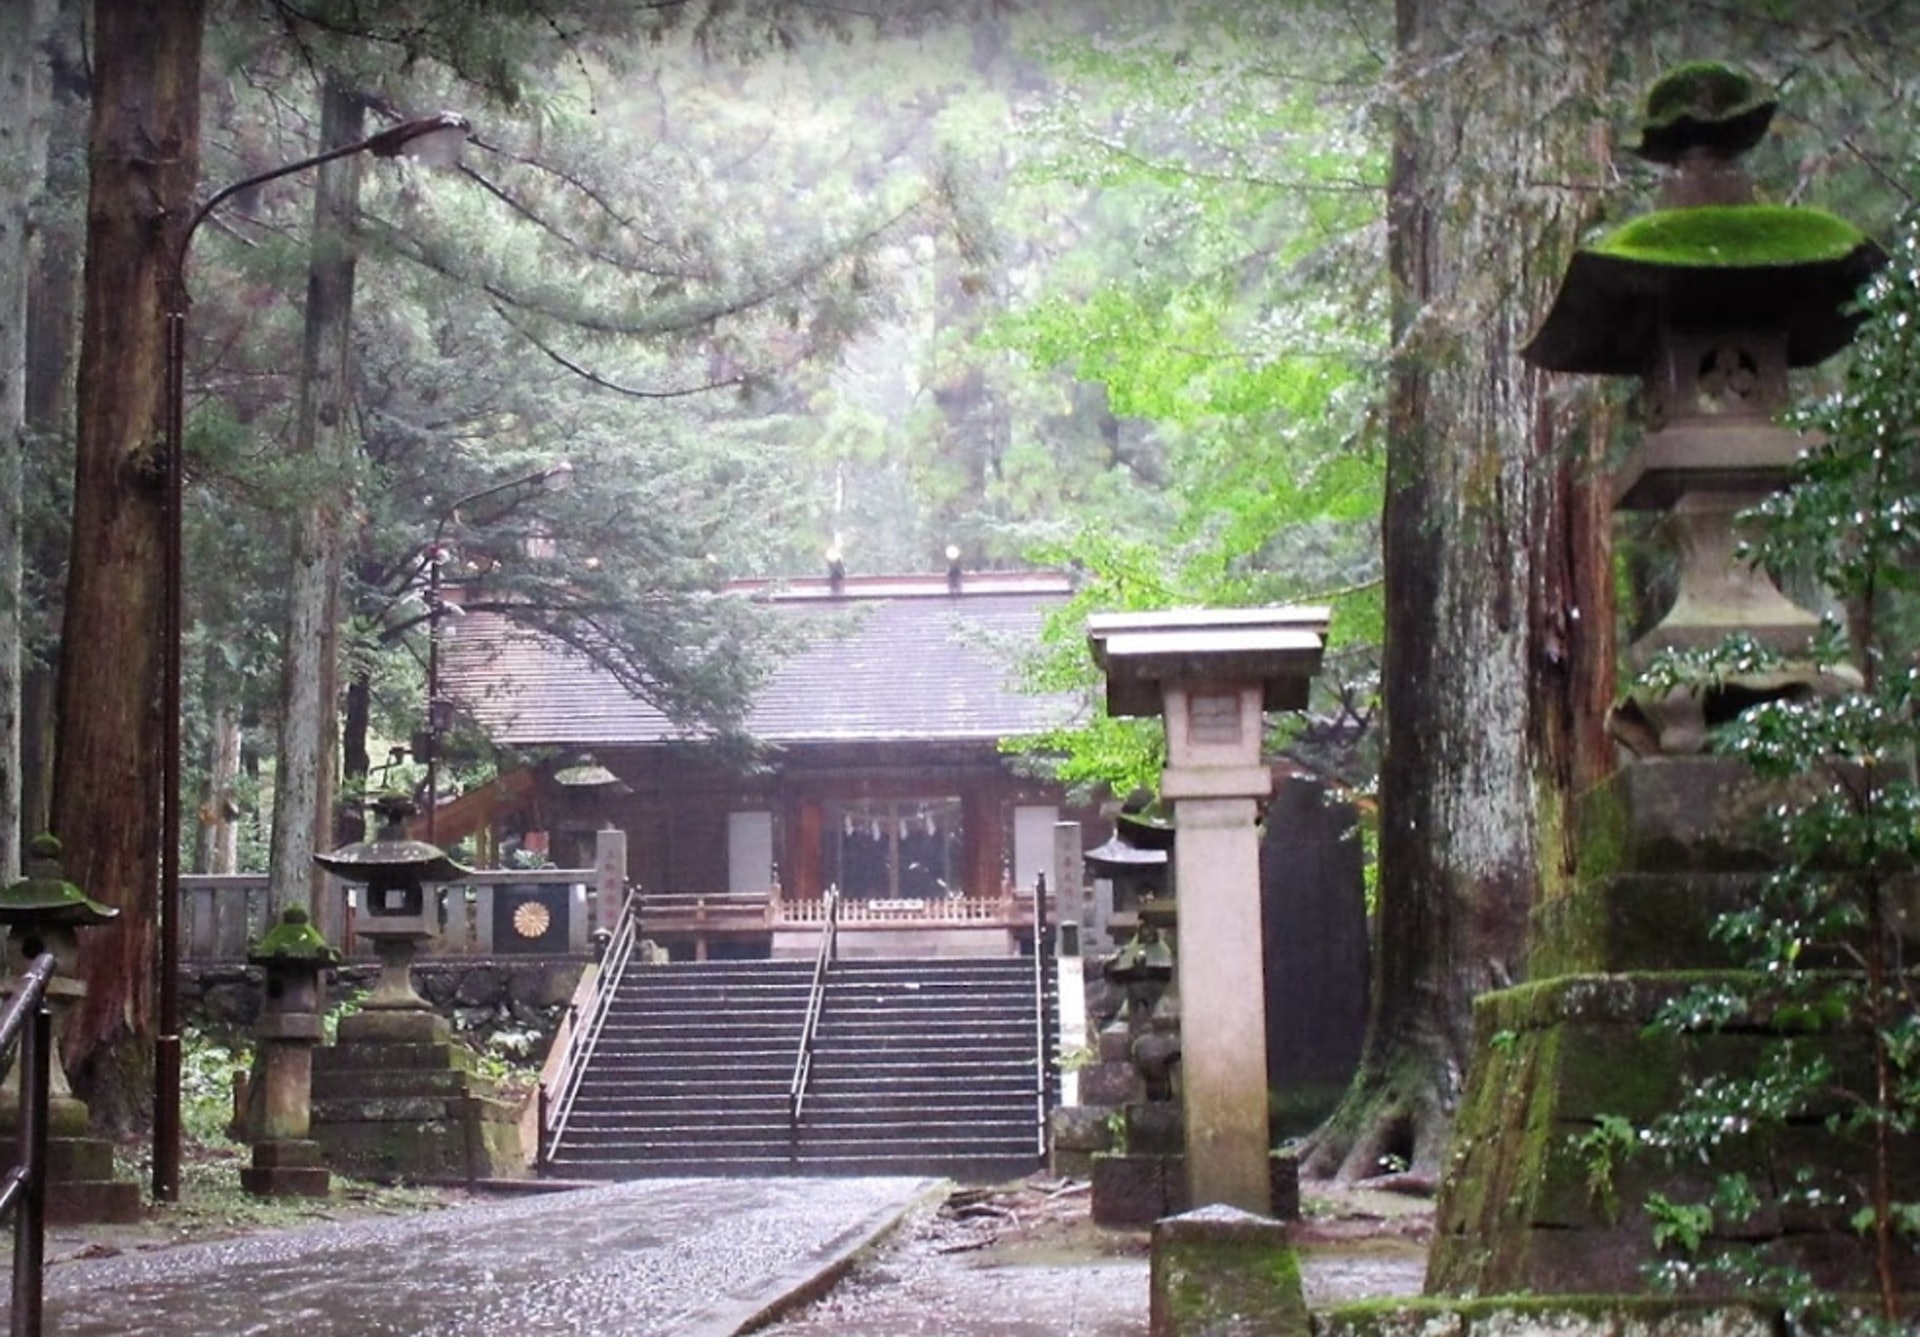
<box><xmin>1427</xmin><ymin>65</ymin><xmax>1898</xmax><ymax>1299</ymax></box>
<box><xmin>1083</xmin><ymin>793</ymin><xmax>1171</xmax><ymax>943</ymax></box>
<box><xmin>240</xmin><ymin>905</ymin><xmax>340</xmax><ymax>1197</ymax></box>
<box><xmin>313</xmin><ymin>794</ymin><xmax>466</xmax><ymax>1042</ymax></box>
<box><xmin>1524</xmin><ymin>60</ymin><xmax>1885</xmax><ymax>752</ymax></box>
<box><xmin>308</xmin><ymin>796</ymin><xmax>524</xmax><ymax>1181</ymax></box>
<box><xmin>0</xmin><ymin>835</ymin><xmax>138</xmax><ymax>1223</ymax></box>
<box><xmin>1088</xmin><ymin>606</ymin><xmax>1328</xmax><ymax>1216</ymax></box>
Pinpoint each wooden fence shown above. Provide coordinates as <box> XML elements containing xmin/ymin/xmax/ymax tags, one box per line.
<box><xmin>180</xmin><ymin>829</ymin><xmax>1043</xmax><ymax>963</ymax></box>
<box><xmin>181</xmin><ymin>829</ymin><xmax>628</xmax><ymax>962</ymax></box>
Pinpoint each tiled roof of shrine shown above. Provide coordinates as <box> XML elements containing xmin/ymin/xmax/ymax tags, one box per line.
<box><xmin>437</xmin><ymin>570</ymin><xmax>1080</xmax><ymax>748</ymax></box>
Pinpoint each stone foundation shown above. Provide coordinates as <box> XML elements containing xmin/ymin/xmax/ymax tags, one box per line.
<box><xmin>1430</xmin><ymin>758</ymin><xmax>1920</xmax><ymax>1297</ymax></box>
<box><xmin>310</xmin><ymin>1013</ymin><xmax>526</xmax><ymax>1184</ymax></box>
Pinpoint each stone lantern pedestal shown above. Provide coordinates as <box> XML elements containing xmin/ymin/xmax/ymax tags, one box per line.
<box><xmin>308</xmin><ymin>798</ymin><xmax>524</xmax><ymax>1183</ymax></box>
<box><xmin>1089</xmin><ymin>607</ymin><xmax>1327</xmax><ymax>1217</ymax></box>
<box><xmin>240</xmin><ymin>906</ymin><xmax>339</xmax><ymax>1197</ymax></box>
<box><xmin>0</xmin><ymin>836</ymin><xmax>139</xmax><ymax>1224</ymax></box>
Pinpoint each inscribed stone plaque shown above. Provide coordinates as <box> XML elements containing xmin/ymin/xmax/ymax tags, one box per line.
<box><xmin>1188</xmin><ymin>691</ymin><xmax>1242</xmax><ymax>746</ymax></box>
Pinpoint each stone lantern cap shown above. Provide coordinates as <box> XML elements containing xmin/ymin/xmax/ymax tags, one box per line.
<box><xmin>1087</xmin><ymin>607</ymin><xmax>1329</xmax><ymax>719</ymax></box>
<box><xmin>249</xmin><ymin>906</ymin><xmax>342</xmax><ymax>968</ymax></box>
<box><xmin>1628</xmin><ymin>60</ymin><xmax>1775</xmax><ymax>164</ymax></box>
<box><xmin>1523</xmin><ymin>61</ymin><xmax>1885</xmax><ymax>376</ymax></box>
<box><xmin>313</xmin><ymin>795</ymin><xmax>468</xmax><ymax>887</ymax></box>
<box><xmin>1085</xmin><ymin>834</ymin><xmax>1168</xmax><ymax>870</ymax></box>
<box><xmin>0</xmin><ymin>834</ymin><xmax>117</xmax><ymax>927</ymax></box>
<box><xmin>1523</xmin><ymin>213</ymin><xmax>1883</xmax><ymax>374</ymax></box>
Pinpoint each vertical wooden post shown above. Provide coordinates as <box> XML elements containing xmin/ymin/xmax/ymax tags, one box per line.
<box><xmin>593</xmin><ymin>827</ymin><xmax>627</xmax><ymax>935</ymax></box>
<box><xmin>1051</xmin><ymin>821</ymin><xmax>1083</xmax><ymax>957</ymax></box>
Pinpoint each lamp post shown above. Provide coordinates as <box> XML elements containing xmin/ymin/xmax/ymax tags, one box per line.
<box><xmin>156</xmin><ymin>110</ymin><xmax>470</xmax><ymax>1204</ymax></box>
<box><xmin>420</xmin><ymin>460</ymin><xmax>573</xmax><ymax>842</ymax></box>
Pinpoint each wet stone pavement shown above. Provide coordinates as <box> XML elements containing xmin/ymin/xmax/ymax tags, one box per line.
<box><xmin>22</xmin><ymin>1176</ymin><xmax>932</xmax><ymax>1337</ymax></box>
<box><xmin>756</xmin><ymin>1178</ymin><xmax>1428</xmax><ymax>1337</ymax></box>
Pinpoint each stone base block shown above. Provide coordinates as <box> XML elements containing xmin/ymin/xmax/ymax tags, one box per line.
<box><xmin>1052</xmin><ymin>1146</ymin><xmax>1100</xmax><ymax>1179</ymax></box>
<box><xmin>242</xmin><ymin>1139</ymin><xmax>330</xmax><ymax>1198</ymax></box>
<box><xmin>1050</xmin><ymin>1104</ymin><xmax>1117</xmax><ymax>1178</ymax></box>
<box><xmin>45</xmin><ymin>1133</ymin><xmax>117</xmax><ymax>1182</ymax></box>
<box><xmin>46</xmin><ymin>1169</ymin><xmax>142</xmax><ymax>1226</ymax></box>
<box><xmin>1079</xmin><ymin>1061</ymin><xmax>1146</xmax><ymax>1106</ymax></box>
<box><xmin>1126</xmin><ymin>1101</ymin><xmax>1184</xmax><ymax>1156</ymax></box>
<box><xmin>337</xmin><ymin>1008</ymin><xmax>449</xmax><ymax>1045</ymax></box>
<box><xmin>312</xmin><ymin>1104</ymin><xmax>524</xmax><ymax>1184</ymax></box>
<box><xmin>1430</xmin><ymin>971</ymin><xmax>1920</xmax><ymax>1298</ymax></box>
<box><xmin>1149</xmin><ymin>1205</ymin><xmax>1306</xmax><ymax>1337</ymax></box>
<box><xmin>0</xmin><ymin>1117</ymin><xmax>143</xmax><ymax>1224</ymax></box>
<box><xmin>1093</xmin><ymin>1151</ymin><xmax>1299</xmax><ymax>1228</ymax></box>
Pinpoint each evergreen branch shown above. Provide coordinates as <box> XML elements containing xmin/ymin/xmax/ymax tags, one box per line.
<box><xmin>494</xmin><ymin>302</ymin><xmax>747</xmax><ymax>399</ymax></box>
<box><xmin>1076</xmin><ymin>134</ymin><xmax>1381</xmax><ymax>195</ymax></box>
<box><xmin>458</xmin><ymin>138</ymin><xmax>687</xmax><ymax>269</ymax></box>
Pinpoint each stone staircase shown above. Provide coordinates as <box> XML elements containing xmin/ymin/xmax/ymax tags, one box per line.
<box><xmin>542</xmin><ymin>956</ymin><xmax>1045</xmax><ymax>1180</ymax></box>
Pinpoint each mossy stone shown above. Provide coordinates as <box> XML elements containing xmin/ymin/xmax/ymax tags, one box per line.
<box><xmin>251</xmin><ymin>905</ymin><xmax>343</xmax><ymax>964</ymax></box>
<box><xmin>1593</xmin><ymin>205</ymin><xmax>1868</xmax><ymax>269</ymax></box>
<box><xmin>1631</xmin><ymin>60</ymin><xmax>1775</xmax><ymax>164</ymax></box>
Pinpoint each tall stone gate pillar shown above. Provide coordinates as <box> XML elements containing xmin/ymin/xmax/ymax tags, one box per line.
<box><xmin>1089</xmin><ymin>607</ymin><xmax>1328</xmax><ymax>1214</ymax></box>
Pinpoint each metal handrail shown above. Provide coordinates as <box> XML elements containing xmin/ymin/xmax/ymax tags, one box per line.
<box><xmin>1031</xmin><ymin>875</ymin><xmax>1056</xmax><ymax>1161</ymax></box>
<box><xmin>788</xmin><ymin>884</ymin><xmax>841</xmax><ymax>1129</ymax></box>
<box><xmin>540</xmin><ymin>886</ymin><xmax>642</xmax><ymax>1161</ymax></box>
<box><xmin>0</xmin><ymin>953</ymin><xmax>57</xmax><ymax>1337</ymax></box>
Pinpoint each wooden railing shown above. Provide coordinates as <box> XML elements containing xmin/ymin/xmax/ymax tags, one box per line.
<box><xmin>778</xmin><ymin>891</ymin><xmax>1029</xmax><ymax>926</ymax></box>
<box><xmin>540</xmin><ymin>886</ymin><xmax>642</xmax><ymax>1163</ymax></box>
<box><xmin>178</xmin><ymin>860</ymin><xmax>1033</xmax><ymax>963</ymax></box>
<box><xmin>788</xmin><ymin>885</ymin><xmax>840</xmax><ymax>1133</ymax></box>
<box><xmin>1</xmin><ymin>953</ymin><xmax>57</xmax><ymax>1337</ymax></box>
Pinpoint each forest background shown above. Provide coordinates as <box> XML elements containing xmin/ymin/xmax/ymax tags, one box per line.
<box><xmin>3</xmin><ymin>0</ymin><xmax>1917</xmax><ymax>1172</ymax></box>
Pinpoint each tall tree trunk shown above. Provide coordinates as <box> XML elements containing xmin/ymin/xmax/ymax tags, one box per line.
<box><xmin>21</xmin><ymin>0</ymin><xmax>88</xmax><ymax>850</ymax></box>
<box><xmin>55</xmin><ymin>0</ymin><xmax>205</xmax><ymax>1130</ymax></box>
<box><xmin>196</xmin><ymin>670</ymin><xmax>241</xmax><ymax>876</ymax></box>
<box><xmin>1303</xmin><ymin>0</ymin><xmax>1617</xmax><ymax>1183</ymax></box>
<box><xmin>338</xmin><ymin>669</ymin><xmax>372</xmax><ymax>845</ymax></box>
<box><xmin>265</xmin><ymin>78</ymin><xmax>365</xmax><ymax>922</ymax></box>
<box><xmin>0</xmin><ymin>0</ymin><xmax>55</xmax><ymax>882</ymax></box>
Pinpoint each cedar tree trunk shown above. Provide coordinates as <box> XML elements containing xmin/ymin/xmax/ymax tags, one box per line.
<box><xmin>265</xmin><ymin>78</ymin><xmax>364</xmax><ymax>919</ymax></box>
<box><xmin>54</xmin><ymin>0</ymin><xmax>204</xmax><ymax>1130</ymax></box>
<box><xmin>1302</xmin><ymin>0</ymin><xmax>1617</xmax><ymax>1184</ymax></box>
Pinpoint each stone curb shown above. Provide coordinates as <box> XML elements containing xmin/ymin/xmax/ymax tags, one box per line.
<box><xmin>703</xmin><ymin>1179</ymin><xmax>947</xmax><ymax>1337</ymax></box>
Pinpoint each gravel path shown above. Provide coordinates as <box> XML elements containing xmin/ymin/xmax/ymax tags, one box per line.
<box><xmin>24</xmin><ymin>1177</ymin><xmax>931</xmax><ymax>1337</ymax></box>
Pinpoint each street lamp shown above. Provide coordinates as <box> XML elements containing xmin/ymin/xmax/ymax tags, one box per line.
<box><xmin>421</xmin><ymin>460</ymin><xmax>573</xmax><ymax>842</ymax></box>
<box><xmin>157</xmin><ymin>110</ymin><xmax>471</xmax><ymax>1204</ymax></box>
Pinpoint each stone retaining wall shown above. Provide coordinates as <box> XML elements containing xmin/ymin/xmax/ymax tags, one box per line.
<box><xmin>183</xmin><ymin>958</ymin><xmax>585</xmax><ymax>1055</ymax></box>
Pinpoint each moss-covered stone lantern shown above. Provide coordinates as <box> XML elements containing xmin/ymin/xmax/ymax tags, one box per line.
<box><xmin>239</xmin><ymin>906</ymin><xmax>340</xmax><ymax>1198</ymax></box>
<box><xmin>1524</xmin><ymin>60</ymin><xmax>1885</xmax><ymax>752</ymax></box>
<box><xmin>313</xmin><ymin>794</ymin><xmax>466</xmax><ymax>1037</ymax></box>
<box><xmin>1427</xmin><ymin>66</ymin><xmax>1899</xmax><ymax>1300</ymax></box>
<box><xmin>0</xmin><ymin>835</ymin><xmax>138</xmax><ymax>1223</ymax></box>
<box><xmin>308</xmin><ymin>796</ymin><xmax>524</xmax><ymax>1181</ymax></box>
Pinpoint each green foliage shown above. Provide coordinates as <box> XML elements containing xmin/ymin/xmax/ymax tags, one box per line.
<box><xmin>181</xmin><ymin>1025</ymin><xmax>252</xmax><ymax>1148</ymax></box>
<box><xmin>1573</xmin><ymin>1112</ymin><xmax>1636</xmax><ymax>1222</ymax></box>
<box><xmin>992</xmin><ymin>1</ymin><xmax>1388</xmax><ymax>799</ymax></box>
